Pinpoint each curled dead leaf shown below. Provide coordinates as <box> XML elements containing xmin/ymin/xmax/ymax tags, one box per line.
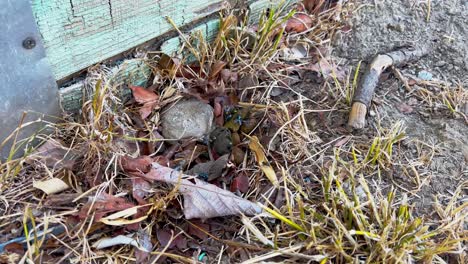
<box><xmin>129</xmin><ymin>86</ymin><xmax>159</xmax><ymax>119</ymax></box>
<box><xmin>93</xmin><ymin>234</ymin><xmax>146</xmax><ymax>250</ymax></box>
<box><xmin>158</xmin><ymin>54</ymin><xmax>181</xmax><ymax>76</ymax></box>
<box><xmin>100</xmin><ymin>205</ymin><xmax>148</xmax><ymax>226</ymax></box>
<box><xmin>33</xmin><ymin>178</ymin><xmax>69</xmax><ymax>195</ymax></box>
<box><xmin>285</xmin><ymin>13</ymin><xmax>312</xmax><ymax>33</ymax></box>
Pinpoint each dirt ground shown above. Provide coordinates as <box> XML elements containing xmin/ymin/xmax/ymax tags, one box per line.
<box><xmin>335</xmin><ymin>0</ymin><xmax>468</xmax><ymax>81</ymax></box>
<box><xmin>333</xmin><ymin>0</ymin><xmax>468</xmax><ymax>215</ymax></box>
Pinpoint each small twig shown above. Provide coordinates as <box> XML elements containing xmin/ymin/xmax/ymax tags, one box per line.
<box><xmin>391</xmin><ymin>67</ymin><xmax>411</xmax><ymax>92</ymax></box>
<box><xmin>426</xmin><ymin>0</ymin><xmax>431</xmax><ymax>22</ymax></box>
<box><xmin>348</xmin><ymin>46</ymin><xmax>429</xmax><ymax>129</ymax></box>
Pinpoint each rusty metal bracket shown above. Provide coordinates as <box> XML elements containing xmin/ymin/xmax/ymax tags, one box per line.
<box><xmin>0</xmin><ymin>0</ymin><xmax>61</xmax><ymax>160</ymax></box>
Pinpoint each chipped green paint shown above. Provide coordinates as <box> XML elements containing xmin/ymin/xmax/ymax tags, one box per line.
<box><xmin>31</xmin><ymin>0</ymin><xmax>294</xmax><ymax>81</ymax></box>
<box><xmin>60</xmin><ymin>18</ymin><xmax>220</xmax><ymax>113</ymax></box>
<box><xmin>59</xmin><ymin>59</ymin><xmax>152</xmax><ymax>112</ymax></box>
<box><xmin>47</xmin><ymin>0</ymin><xmax>296</xmax><ymax>112</ymax></box>
<box><xmin>31</xmin><ymin>0</ymin><xmax>226</xmax><ymax>80</ymax></box>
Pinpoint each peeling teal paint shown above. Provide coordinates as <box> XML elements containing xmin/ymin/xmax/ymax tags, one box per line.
<box><xmin>31</xmin><ymin>0</ymin><xmax>294</xmax><ymax>81</ymax></box>
<box><xmin>31</xmin><ymin>0</ymin><xmax>225</xmax><ymax>80</ymax></box>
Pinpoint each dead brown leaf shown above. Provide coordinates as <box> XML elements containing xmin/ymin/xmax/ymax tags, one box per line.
<box><xmin>230</xmin><ymin>174</ymin><xmax>249</xmax><ymax>193</ymax></box>
<box><xmin>120</xmin><ymin>155</ymin><xmax>153</xmax><ymax>174</ymax></box>
<box><xmin>158</xmin><ymin>54</ymin><xmax>181</xmax><ymax>76</ymax></box>
<box><xmin>129</xmin><ymin>85</ymin><xmax>158</xmax><ymax>104</ymax></box>
<box><xmin>186</xmin><ymin>78</ymin><xmax>225</xmax><ymax>101</ymax></box>
<box><xmin>209</xmin><ymin>61</ymin><xmax>227</xmax><ymax>80</ymax></box>
<box><xmin>26</xmin><ymin>138</ymin><xmax>77</xmax><ymax>170</ymax></box>
<box><xmin>78</xmin><ymin>193</ymin><xmax>135</xmax><ymax>221</ymax></box>
<box><xmin>188</xmin><ymin>221</ymin><xmax>210</xmax><ymax>240</ymax></box>
<box><xmin>129</xmin><ymin>86</ymin><xmax>159</xmax><ymax>119</ymax></box>
<box><xmin>285</xmin><ymin>13</ymin><xmax>312</xmax><ymax>33</ymax></box>
<box><xmin>303</xmin><ymin>0</ymin><xmax>326</xmax><ymax>14</ymax></box>
<box><xmin>156</xmin><ymin>229</ymin><xmax>187</xmax><ymax>249</ymax></box>
<box><xmin>139</xmin><ymin>163</ymin><xmax>262</xmax><ymax>219</ymax></box>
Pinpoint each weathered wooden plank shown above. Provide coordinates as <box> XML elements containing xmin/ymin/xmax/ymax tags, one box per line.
<box><xmin>59</xmin><ymin>59</ymin><xmax>151</xmax><ymax>112</ymax></box>
<box><xmin>60</xmin><ymin>18</ymin><xmax>220</xmax><ymax>113</ymax></box>
<box><xmin>57</xmin><ymin>0</ymin><xmax>296</xmax><ymax>113</ymax></box>
<box><xmin>31</xmin><ymin>0</ymin><xmax>226</xmax><ymax>80</ymax></box>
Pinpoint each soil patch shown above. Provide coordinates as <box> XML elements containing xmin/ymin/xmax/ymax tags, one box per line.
<box><xmin>334</xmin><ymin>0</ymin><xmax>468</xmax><ymax>216</ymax></box>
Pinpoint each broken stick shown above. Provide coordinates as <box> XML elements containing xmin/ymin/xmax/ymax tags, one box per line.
<box><xmin>348</xmin><ymin>46</ymin><xmax>429</xmax><ymax>129</ymax></box>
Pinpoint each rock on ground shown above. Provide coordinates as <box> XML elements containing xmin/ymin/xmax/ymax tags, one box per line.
<box><xmin>161</xmin><ymin>99</ymin><xmax>214</xmax><ymax>140</ymax></box>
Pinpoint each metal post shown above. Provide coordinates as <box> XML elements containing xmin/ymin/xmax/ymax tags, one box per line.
<box><xmin>0</xmin><ymin>0</ymin><xmax>61</xmax><ymax>160</ymax></box>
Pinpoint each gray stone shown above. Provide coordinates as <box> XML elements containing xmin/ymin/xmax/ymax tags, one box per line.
<box><xmin>434</xmin><ymin>60</ymin><xmax>446</xmax><ymax>67</ymax></box>
<box><xmin>417</xmin><ymin>70</ymin><xmax>433</xmax><ymax>81</ymax></box>
<box><xmin>270</xmin><ymin>87</ymin><xmax>284</xmax><ymax>97</ymax></box>
<box><xmin>161</xmin><ymin>99</ymin><xmax>214</xmax><ymax>140</ymax></box>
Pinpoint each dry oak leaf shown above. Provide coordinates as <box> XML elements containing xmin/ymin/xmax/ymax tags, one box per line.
<box><xmin>139</xmin><ymin>163</ymin><xmax>262</xmax><ymax>219</ymax></box>
<box><xmin>129</xmin><ymin>85</ymin><xmax>159</xmax><ymax>119</ymax></box>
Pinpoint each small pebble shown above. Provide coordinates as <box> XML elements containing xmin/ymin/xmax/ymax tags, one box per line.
<box><xmin>417</xmin><ymin>70</ymin><xmax>433</xmax><ymax>81</ymax></box>
<box><xmin>434</xmin><ymin>61</ymin><xmax>446</xmax><ymax>67</ymax></box>
<box><xmin>270</xmin><ymin>87</ymin><xmax>284</xmax><ymax>97</ymax></box>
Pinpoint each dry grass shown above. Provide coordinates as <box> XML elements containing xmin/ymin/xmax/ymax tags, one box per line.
<box><xmin>1</xmin><ymin>1</ymin><xmax>466</xmax><ymax>263</ymax></box>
